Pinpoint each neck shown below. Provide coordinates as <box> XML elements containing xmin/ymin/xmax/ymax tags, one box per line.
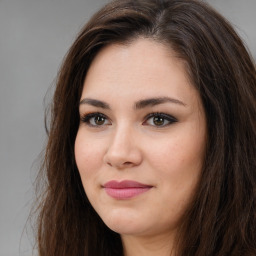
<box><xmin>121</xmin><ymin>231</ymin><xmax>176</xmax><ymax>256</ymax></box>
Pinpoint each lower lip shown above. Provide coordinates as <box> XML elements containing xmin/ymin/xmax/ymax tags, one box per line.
<box><xmin>104</xmin><ymin>187</ymin><xmax>152</xmax><ymax>200</ymax></box>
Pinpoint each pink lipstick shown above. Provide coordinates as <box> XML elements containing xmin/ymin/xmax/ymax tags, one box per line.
<box><xmin>103</xmin><ymin>180</ymin><xmax>153</xmax><ymax>200</ymax></box>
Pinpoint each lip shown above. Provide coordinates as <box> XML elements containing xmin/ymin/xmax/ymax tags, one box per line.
<box><xmin>103</xmin><ymin>180</ymin><xmax>153</xmax><ymax>200</ymax></box>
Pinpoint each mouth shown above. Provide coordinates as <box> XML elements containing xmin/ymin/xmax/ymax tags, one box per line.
<box><xmin>102</xmin><ymin>180</ymin><xmax>153</xmax><ymax>200</ymax></box>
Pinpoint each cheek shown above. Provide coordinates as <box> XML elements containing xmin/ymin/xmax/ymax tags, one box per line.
<box><xmin>146</xmin><ymin>126</ymin><xmax>205</xmax><ymax>192</ymax></box>
<box><xmin>74</xmin><ymin>131</ymin><xmax>107</xmax><ymax>210</ymax></box>
<box><xmin>74</xmin><ymin>131</ymin><xmax>104</xmax><ymax>181</ymax></box>
<box><xmin>148</xmin><ymin>137</ymin><xmax>204</xmax><ymax>172</ymax></box>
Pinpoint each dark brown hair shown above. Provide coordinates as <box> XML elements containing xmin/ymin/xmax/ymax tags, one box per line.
<box><xmin>34</xmin><ymin>0</ymin><xmax>256</xmax><ymax>255</ymax></box>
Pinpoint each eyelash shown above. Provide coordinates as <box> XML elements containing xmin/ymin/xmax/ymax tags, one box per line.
<box><xmin>143</xmin><ymin>112</ymin><xmax>178</xmax><ymax>127</ymax></box>
<box><xmin>80</xmin><ymin>112</ymin><xmax>177</xmax><ymax>128</ymax></box>
<box><xmin>81</xmin><ymin>112</ymin><xmax>110</xmax><ymax>127</ymax></box>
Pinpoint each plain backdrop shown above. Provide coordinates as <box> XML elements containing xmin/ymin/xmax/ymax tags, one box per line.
<box><xmin>0</xmin><ymin>0</ymin><xmax>255</xmax><ymax>255</ymax></box>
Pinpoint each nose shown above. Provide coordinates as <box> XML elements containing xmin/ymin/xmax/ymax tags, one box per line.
<box><xmin>103</xmin><ymin>125</ymin><xmax>143</xmax><ymax>169</ymax></box>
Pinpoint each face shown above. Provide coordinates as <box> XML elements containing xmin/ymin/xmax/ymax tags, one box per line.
<box><xmin>75</xmin><ymin>39</ymin><xmax>206</xmax><ymax>239</ymax></box>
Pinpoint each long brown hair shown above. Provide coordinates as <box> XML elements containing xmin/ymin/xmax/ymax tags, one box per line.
<box><xmin>34</xmin><ymin>0</ymin><xmax>256</xmax><ymax>255</ymax></box>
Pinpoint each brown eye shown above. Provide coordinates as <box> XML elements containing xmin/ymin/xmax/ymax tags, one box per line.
<box><xmin>143</xmin><ymin>113</ymin><xmax>177</xmax><ymax>127</ymax></box>
<box><xmin>153</xmin><ymin>116</ymin><xmax>165</xmax><ymax>126</ymax></box>
<box><xmin>81</xmin><ymin>113</ymin><xmax>111</xmax><ymax>127</ymax></box>
<box><xmin>94</xmin><ymin>115</ymin><xmax>106</xmax><ymax>125</ymax></box>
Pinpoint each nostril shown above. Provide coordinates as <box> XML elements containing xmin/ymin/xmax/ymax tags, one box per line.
<box><xmin>103</xmin><ymin>143</ymin><xmax>143</xmax><ymax>168</ymax></box>
<box><xmin>107</xmin><ymin>162</ymin><xmax>113</xmax><ymax>167</ymax></box>
<box><xmin>106</xmin><ymin>160</ymin><xmax>134</xmax><ymax>169</ymax></box>
<box><xmin>123</xmin><ymin>161</ymin><xmax>133</xmax><ymax>166</ymax></box>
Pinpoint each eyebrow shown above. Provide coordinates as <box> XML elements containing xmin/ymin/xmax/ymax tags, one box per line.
<box><xmin>79</xmin><ymin>98</ymin><xmax>110</xmax><ymax>109</ymax></box>
<box><xmin>134</xmin><ymin>97</ymin><xmax>186</xmax><ymax>109</ymax></box>
<box><xmin>79</xmin><ymin>96</ymin><xmax>186</xmax><ymax>109</ymax></box>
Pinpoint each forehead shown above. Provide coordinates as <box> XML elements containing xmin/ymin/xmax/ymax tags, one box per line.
<box><xmin>81</xmin><ymin>38</ymin><xmax>198</xmax><ymax>106</ymax></box>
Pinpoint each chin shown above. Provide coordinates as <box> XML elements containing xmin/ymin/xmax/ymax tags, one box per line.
<box><xmin>100</xmin><ymin>208</ymin><xmax>148</xmax><ymax>235</ymax></box>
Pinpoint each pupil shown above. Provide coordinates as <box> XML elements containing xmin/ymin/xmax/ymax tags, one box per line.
<box><xmin>153</xmin><ymin>116</ymin><xmax>164</xmax><ymax>126</ymax></box>
<box><xmin>95</xmin><ymin>116</ymin><xmax>105</xmax><ymax>125</ymax></box>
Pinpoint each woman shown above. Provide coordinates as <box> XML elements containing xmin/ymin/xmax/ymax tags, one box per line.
<box><xmin>34</xmin><ymin>0</ymin><xmax>256</xmax><ymax>255</ymax></box>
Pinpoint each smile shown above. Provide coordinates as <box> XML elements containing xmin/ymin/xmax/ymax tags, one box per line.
<box><xmin>103</xmin><ymin>180</ymin><xmax>153</xmax><ymax>200</ymax></box>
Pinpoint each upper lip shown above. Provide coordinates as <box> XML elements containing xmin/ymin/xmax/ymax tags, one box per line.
<box><xmin>103</xmin><ymin>180</ymin><xmax>153</xmax><ymax>189</ymax></box>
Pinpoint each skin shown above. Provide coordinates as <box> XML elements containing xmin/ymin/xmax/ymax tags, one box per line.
<box><xmin>75</xmin><ymin>38</ymin><xmax>207</xmax><ymax>256</ymax></box>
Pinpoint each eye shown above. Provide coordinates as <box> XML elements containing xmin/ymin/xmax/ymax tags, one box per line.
<box><xmin>143</xmin><ymin>113</ymin><xmax>177</xmax><ymax>127</ymax></box>
<box><xmin>81</xmin><ymin>112</ymin><xmax>111</xmax><ymax>127</ymax></box>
